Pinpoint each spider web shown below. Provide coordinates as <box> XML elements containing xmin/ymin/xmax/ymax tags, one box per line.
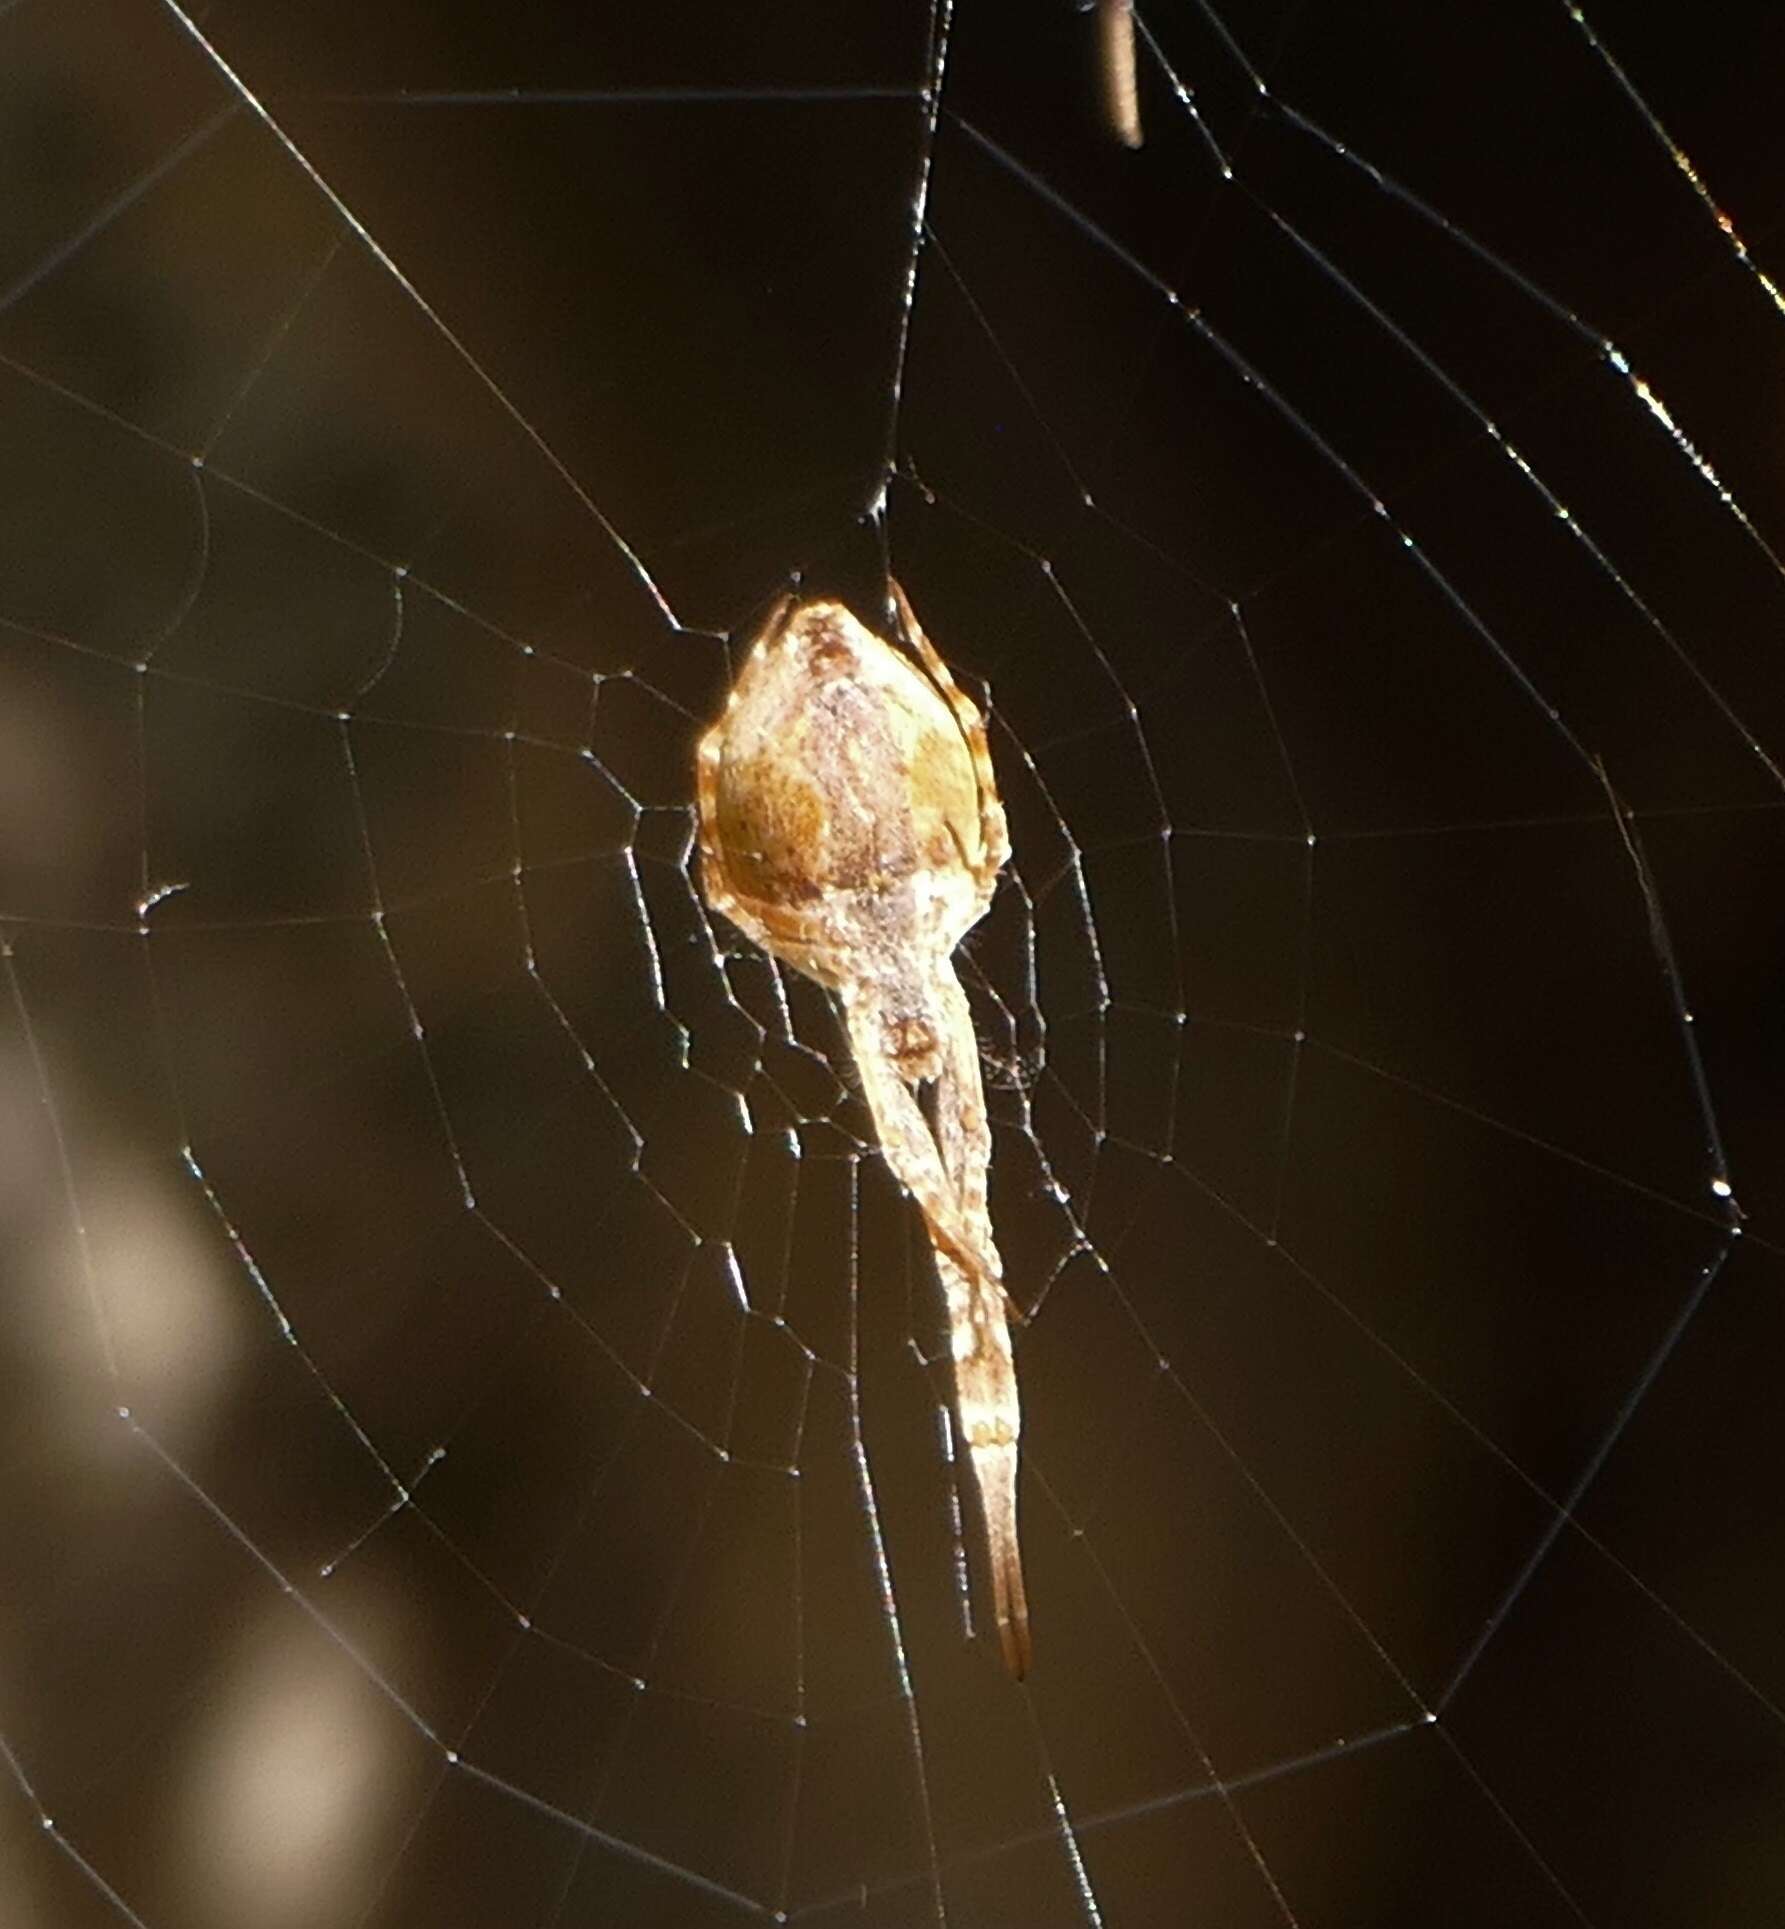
<box><xmin>3</xmin><ymin>0</ymin><xmax>1783</xmax><ymax>1923</ymax></box>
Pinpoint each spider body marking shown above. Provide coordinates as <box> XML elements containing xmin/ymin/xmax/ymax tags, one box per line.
<box><xmin>696</xmin><ymin>583</ymin><xmax>1030</xmax><ymax>1676</ymax></box>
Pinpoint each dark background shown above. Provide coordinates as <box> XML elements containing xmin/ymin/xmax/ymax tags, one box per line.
<box><xmin>2</xmin><ymin>2</ymin><xmax>1783</xmax><ymax>1924</ymax></box>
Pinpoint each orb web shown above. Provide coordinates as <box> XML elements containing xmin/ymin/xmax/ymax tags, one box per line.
<box><xmin>2</xmin><ymin>2</ymin><xmax>1782</xmax><ymax>1925</ymax></box>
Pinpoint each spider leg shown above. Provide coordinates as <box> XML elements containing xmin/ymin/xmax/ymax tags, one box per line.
<box><xmin>931</xmin><ymin>969</ymin><xmax>991</xmax><ymax>1243</ymax></box>
<box><xmin>696</xmin><ymin>591</ymin><xmax>803</xmax><ymax>904</ymax></box>
<box><xmin>929</xmin><ymin>965</ymin><xmax>1030</xmax><ymax>1675</ymax></box>
<box><xmin>844</xmin><ymin>994</ymin><xmax>998</xmax><ymax>1287</ymax></box>
<box><xmin>750</xmin><ymin>589</ymin><xmax>800</xmax><ymax>657</ymax></box>
<box><xmin>888</xmin><ymin>579</ymin><xmax>1010</xmax><ymax>907</ymax></box>
<box><xmin>694</xmin><ymin>718</ymin><xmax>740</xmax><ymax>925</ymax></box>
<box><xmin>706</xmin><ymin>889</ymin><xmax>845</xmax><ymax>989</ymax></box>
<box><xmin>958</xmin><ymin>1364</ymin><xmax>1030</xmax><ymax>1679</ymax></box>
<box><xmin>847</xmin><ymin>978</ymin><xmax>1031</xmax><ymax>1677</ymax></box>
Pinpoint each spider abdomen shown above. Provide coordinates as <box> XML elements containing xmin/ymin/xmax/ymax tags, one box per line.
<box><xmin>702</xmin><ymin>598</ymin><xmax>987</xmax><ymax>943</ymax></box>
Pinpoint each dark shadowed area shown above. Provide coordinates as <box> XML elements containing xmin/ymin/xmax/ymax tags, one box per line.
<box><xmin>2</xmin><ymin>1</ymin><xmax>1783</xmax><ymax>1924</ymax></box>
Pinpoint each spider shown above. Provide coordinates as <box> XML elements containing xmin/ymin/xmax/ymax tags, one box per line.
<box><xmin>695</xmin><ymin>581</ymin><xmax>1031</xmax><ymax>1677</ymax></box>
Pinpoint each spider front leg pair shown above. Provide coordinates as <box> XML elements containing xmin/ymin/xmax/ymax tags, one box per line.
<box><xmin>853</xmin><ymin>967</ymin><xmax>1032</xmax><ymax>1669</ymax></box>
<box><xmin>695</xmin><ymin>582</ymin><xmax>1031</xmax><ymax>1676</ymax></box>
<box><xmin>840</xmin><ymin>957</ymin><xmax>1030</xmax><ymax>1678</ymax></box>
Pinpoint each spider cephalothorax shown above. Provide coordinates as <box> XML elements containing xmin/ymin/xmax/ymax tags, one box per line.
<box><xmin>695</xmin><ymin>581</ymin><xmax>1030</xmax><ymax>1675</ymax></box>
